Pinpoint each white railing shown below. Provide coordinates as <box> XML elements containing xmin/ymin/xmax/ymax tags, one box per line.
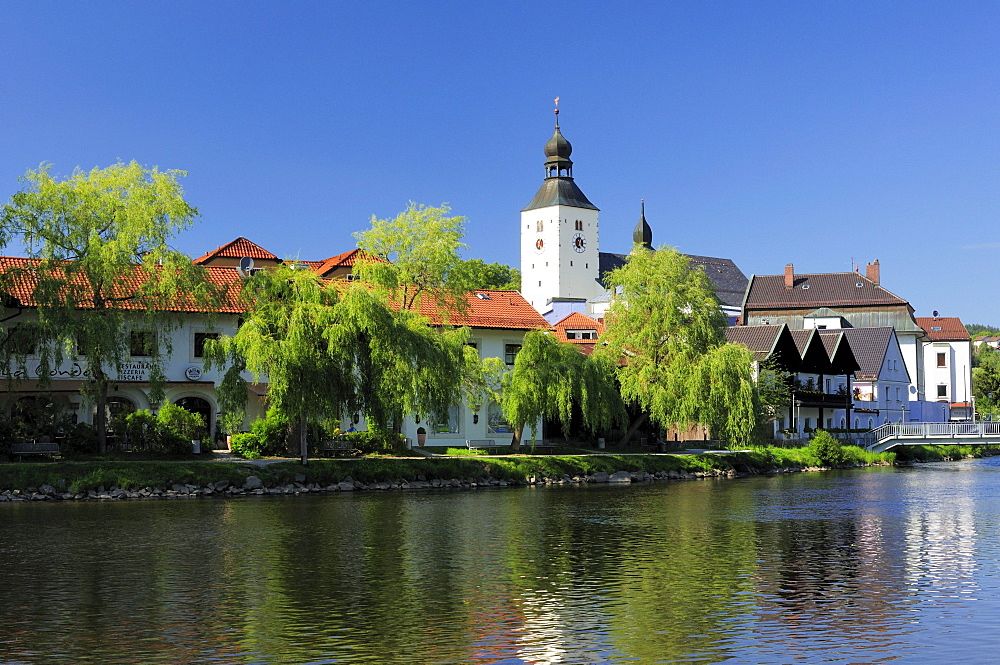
<box><xmin>871</xmin><ymin>421</ymin><xmax>1000</xmax><ymax>444</ymax></box>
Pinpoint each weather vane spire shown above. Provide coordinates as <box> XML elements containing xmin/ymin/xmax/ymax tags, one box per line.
<box><xmin>554</xmin><ymin>96</ymin><xmax>560</xmax><ymax>127</ymax></box>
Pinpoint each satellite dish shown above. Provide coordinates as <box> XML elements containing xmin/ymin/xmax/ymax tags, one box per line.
<box><xmin>239</xmin><ymin>257</ymin><xmax>255</xmax><ymax>273</ymax></box>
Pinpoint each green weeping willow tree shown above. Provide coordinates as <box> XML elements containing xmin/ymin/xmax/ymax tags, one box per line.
<box><xmin>0</xmin><ymin>161</ymin><xmax>218</xmax><ymax>452</ymax></box>
<box><xmin>204</xmin><ymin>265</ymin><xmax>470</xmax><ymax>464</ymax></box>
<box><xmin>501</xmin><ymin>330</ymin><xmax>626</xmax><ymax>449</ymax></box>
<box><xmin>598</xmin><ymin>245</ymin><xmax>758</xmax><ymax>448</ymax></box>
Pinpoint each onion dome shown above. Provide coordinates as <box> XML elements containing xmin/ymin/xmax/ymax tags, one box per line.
<box><xmin>522</xmin><ymin>101</ymin><xmax>599</xmax><ymax>212</ymax></box>
<box><xmin>544</xmin><ymin>124</ymin><xmax>573</xmax><ymax>160</ymax></box>
<box><xmin>633</xmin><ymin>200</ymin><xmax>652</xmax><ymax>249</ymax></box>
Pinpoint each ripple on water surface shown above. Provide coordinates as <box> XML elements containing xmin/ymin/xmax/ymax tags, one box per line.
<box><xmin>4</xmin><ymin>463</ymin><xmax>1000</xmax><ymax>662</ymax></box>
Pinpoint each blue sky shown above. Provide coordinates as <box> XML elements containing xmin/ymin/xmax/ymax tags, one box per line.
<box><xmin>4</xmin><ymin>2</ymin><xmax>999</xmax><ymax>324</ymax></box>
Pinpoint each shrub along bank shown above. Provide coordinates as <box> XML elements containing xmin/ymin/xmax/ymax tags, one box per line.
<box><xmin>0</xmin><ymin>443</ymin><xmax>994</xmax><ymax>500</ymax></box>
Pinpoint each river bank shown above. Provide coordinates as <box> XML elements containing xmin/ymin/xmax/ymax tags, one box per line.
<box><xmin>1</xmin><ymin>444</ymin><xmax>992</xmax><ymax>502</ymax></box>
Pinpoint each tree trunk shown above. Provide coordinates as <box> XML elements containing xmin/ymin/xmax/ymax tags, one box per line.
<box><xmin>94</xmin><ymin>373</ymin><xmax>109</xmax><ymax>454</ymax></box>
<box><xmin>618</xmin><ymin>412</ymin><xmax>648</xmax><ymax>447</ymax></box>
<box><xmin>299</xmin><ymin>417</ymin><xmax>308</xmax><ymax>466</ymax></box>
<box><xmin>510</xmin><ymin>427</ymin><xmax>521</xmax><ymax>452</ymax></box>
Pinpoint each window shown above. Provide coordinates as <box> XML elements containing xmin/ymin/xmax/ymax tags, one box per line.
<box><xmin>487</xmin><ymin>402</ymin><xmax>510</xmax><ymax>434</ymax></box>
<box><xmin>937</xmin><ymin>384</ymin><xmax>948</xmax><ymax>399</ymax></box>
<box><xmin>937</xmin><ymin>352</ymin><xmax>947</xmax><ymax>368</ymax></box>
<box><xmin>193</xmin><ymin>332</ymin><xmax>219</xmax><ymax>358</ymax></box>
<box><xmin>575</xmin><ymin>220</ymin><xmax>583</xmax><ymax>230</ymax></box>
<box><xmin>129</xmin><ymin>331</ymin><xmax>157</xmax><ymax>357</ymax></box>
<box><xmin>895</xmin><ymin>387</ymin><xmax>901</xmax><ymax>402</ymax></box>
<box><xmin>5</xmin><ymin>326</ymin><xmax>37</xmax><ymax>355</ymax></box>
<box><xmin>536</xmin><ymin>220</ymin><xmax>543</xmax><ymax>232</ymax></box>
<box><xmin>431</xmin><ymin>404</ymin><xmax>461</xmax><ymax>435</ymax></box>
<box><xmin>565</xmin><ymin>330</ymin><xmax>597</xmax><ymax>340</ymax></box>
<box><xmin>504</xmin><ymin>344</ymin><xmax>521</xmax><ymax>365</ymax></box>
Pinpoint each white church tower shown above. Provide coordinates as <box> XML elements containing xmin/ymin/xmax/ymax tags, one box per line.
<box><xmin>520</xmin><ymin>102</ymin><xmax>600</xmax><ymax>315</ymax></box>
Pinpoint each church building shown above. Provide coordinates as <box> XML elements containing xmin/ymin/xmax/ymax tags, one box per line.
<box><xmin>519</xmin><ymin>107</ymin><xmax>748</xmax><ymax>323</ymax></box>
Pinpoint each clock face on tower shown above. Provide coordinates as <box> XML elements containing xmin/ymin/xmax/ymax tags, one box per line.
<box><xmin>572</xmin><ymin>233</ymin><xmax>587</xmax><ymax>253</ymax></box>
<box><xmin>534</xmin><ymin>237</ymin><xmax>545</xmax><ymax>254</ymax></box>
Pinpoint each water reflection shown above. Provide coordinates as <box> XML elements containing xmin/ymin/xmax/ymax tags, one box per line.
<box><xmin>4</xmin><ymin>463</ymin><xmax>1000</xmax><ymax>662</ymax></box>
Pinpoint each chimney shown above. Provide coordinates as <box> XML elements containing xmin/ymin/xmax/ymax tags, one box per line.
<box><xmin>866</xmin><ymin>259</ymin><xmax>880</xmax><ymax>285</ymax></box>
<box><xmin>784</xmin><ymin>264</ymin><xmax>794</xmax><ymax>289</ymax></box>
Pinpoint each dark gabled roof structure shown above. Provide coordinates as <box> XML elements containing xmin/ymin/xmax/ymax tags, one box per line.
<box><xmin>818</xmin><ymin>327</ymin><xmax>906</xmax><ymax>382</ymax></box>
<box><xmin>789</xmin><ymin>329</ymin><xmax>837</xmax><ymax>374</ymax></box>
<box><xmin>745</xmin><ymin>272</ymin><xmax>907</xmax><ymax>309</ymax></box>
<box><xmin>725</xmin><ymin>323</ymin><xmax>799</xmax><ymax>369</ymax></box>
<box><xmin>598</xmin><ymin>252</ymin><xmax>749</xmax><ymax>309</ymax></box>
<box><xmin>817</xmin><ymin>330</ymin><xmax>860</xmax><ymax>376</ymax></box>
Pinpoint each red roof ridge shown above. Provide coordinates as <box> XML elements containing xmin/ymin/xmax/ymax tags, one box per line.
<box><xmin>194</xmin><ymin>237</ymin><xmax>279</xmax><ymax>264</ymax></box>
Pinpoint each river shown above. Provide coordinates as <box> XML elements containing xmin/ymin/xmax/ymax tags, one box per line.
<box><xmin>2</xmin><ymin>458</ymin><xmax>1000</xmax><ymax>663</ymax></box>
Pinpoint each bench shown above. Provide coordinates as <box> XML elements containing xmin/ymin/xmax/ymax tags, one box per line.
<box><xmin>321</xmin><ymin>439</ymin><xmax>360</xmax><ymax>457</ymax></box>
<box><xmin>11</xmin><ymin>441</ymin><xmax>62</xmax><ymax>460</ymax></box>
<box><xmin>466</xmin><ymin>439</ymin><xmax>500</xmax><ymax>451</ymax></box>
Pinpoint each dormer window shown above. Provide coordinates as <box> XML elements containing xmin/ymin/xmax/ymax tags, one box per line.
<box><xmin>566</xmin><ymin>330</ymin><xmax>598</xmax><ymax>340</ymax></box>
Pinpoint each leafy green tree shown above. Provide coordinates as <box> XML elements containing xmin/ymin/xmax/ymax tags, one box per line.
<box><xmin>0</xmin><ymin>161</ymin><xmax>217</xmax><ymax>452</ymax></box>
<box><xmin>501</xmin><ymin>330</ymin><xmax>626</xmax><ymax>449</ymax></box>
<box><xmin>353</xmin><ymin>202</ymin><xmax>471</xmax><ymax>311</ymax></box>
<box><xmin>973</xmin><ymin>345</ymin><xmax>1000</xmax><ymax>416</ymax></box>
<box><xmin>597</xmin><ymin>245</ymin><xmax>758</xmax><ymax>447</ymax></box>
<box><xmin>454</xmin><ymin>259</ymin><xmax>521</xmax><ymax>291</ymax></box>
<box><xmin>205</xmin><ymin>265</ymin><xmax>470</xmax><ymax>464</ymax></box>
<box><xmin>966</xmin><ymin>323</ymin><xmax>1000</xmax><ymax>337</ymax></box>
<box><xmin>753</xmin><ymin>357</ymin><xmax>793</xmax><ymax>434</ymax></box>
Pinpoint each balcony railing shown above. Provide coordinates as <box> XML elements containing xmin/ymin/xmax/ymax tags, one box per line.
<box><xmin>793</xmin><ymin>390</ymin><xmax>851</xmax><ymax>407</ymax></box>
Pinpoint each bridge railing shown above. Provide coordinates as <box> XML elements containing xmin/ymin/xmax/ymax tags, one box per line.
<box><xmin>871</xmin><ymin>421</ymin><xmax>1000</xmax><ymax>445</ymax></box>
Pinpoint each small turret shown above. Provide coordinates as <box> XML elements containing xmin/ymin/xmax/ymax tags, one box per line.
<box><xmin>633</xmin><ymin>199</ymin><xmax>652</xmax><ymax>249</ymax></box>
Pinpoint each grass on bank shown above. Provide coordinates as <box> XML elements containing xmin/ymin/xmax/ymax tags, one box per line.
<box><xmin>0</xmin><ymin>443</ymin><xmax>992</xmax><ymax>494</ymax></box>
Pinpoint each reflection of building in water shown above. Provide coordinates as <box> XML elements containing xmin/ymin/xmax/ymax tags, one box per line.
<box><xmin>745</xmin><ymin>475</ymin><xmax>912</xmax><ymax>655</ymax></box>
<box><xmin>901</xmin><ymin>472</ymin><xmax>979</xmax><ymax>597</ymax></box>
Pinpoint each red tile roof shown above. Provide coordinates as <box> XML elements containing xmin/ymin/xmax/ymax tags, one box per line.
<box><xmin>0</xmin><ymin>257</ymin><xmax>244</xmax><ymax>313</ymax></box>
<box><xmin>915</xmin><ymin>317</ymin><xmax>969</xmax><ymax>341</ymax></box>
<box><xmin>194</xmin><ymin>237</ymin><xmax>279</xmax><ymax>264</ymax></box>
<box><xmin>745</xmin><ymin>271</ymin><xmax>908</xmax><ymax>309</ymax></box>
<box><xmin>418</xmin><ymin>290</ymin><xmax>551</xmax><ymax>331</ymax></box>
<box><xmin>552</xmin><ymin>312</ymin><xmax>603</xmax><ymax>344</ymax></box>
<box><xmin>312</xmin><ymin>249</ymin><xmax>384</xmax><ymax>275</ymax></box>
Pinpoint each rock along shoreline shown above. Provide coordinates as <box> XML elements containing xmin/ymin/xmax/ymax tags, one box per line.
<box><xmin>0</xmin><ymin>456</ymin><xmax>899</xmax><ymax>503</ymax></box>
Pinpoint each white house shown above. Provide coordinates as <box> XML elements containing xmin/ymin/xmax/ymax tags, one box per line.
<box><xmin>0</xmin><ymin>238</ymin><xmax>550</xmax><ymax>449</ymax></box>
<box><xmin>916</xmin><ymin>316</ymin><xmax>973</xmax><ymax>420</ymax></box>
